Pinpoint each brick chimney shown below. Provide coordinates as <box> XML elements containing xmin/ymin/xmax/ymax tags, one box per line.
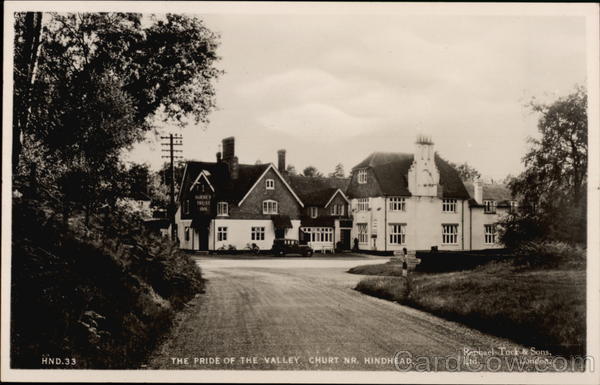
<box><xmin>216</xmin><ymin>151</ymin><xmax>222</xmax><ymax>163</ymax></box>
<box><xmin>221</xmin><ymin>137</ymin><xmax>239</xmax><ymax>179</ymax></box>
<box><xmin>277</xmin><ymin>149</ymin><xmax>286</xmax><ymax>173</ymax></box>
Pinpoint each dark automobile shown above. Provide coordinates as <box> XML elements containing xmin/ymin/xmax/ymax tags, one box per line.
<box><xmin>272</xmin><ymin>238</ymin><xmax>313</xmax><ymax>257</ymax></box>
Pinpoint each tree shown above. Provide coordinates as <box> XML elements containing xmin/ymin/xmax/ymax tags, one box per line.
<box><xmin>329</xmin><ymin>163</ymin><xmax>345</xmax><ymax>178</ymax></box>
<box><xmin>499</xmin><ymin>86</ymin><xmax>587</xmax><ymax>246</ymax></box>
<box><xmin>302</xmin><ymin>166</ymin><xmax>323</xmax><ymax>177</ymax></box>
<box><xmin>13</xmin><ymin>13</ymin><xmax>221</xmax><ymax>224</ymax></box>
<box><xmin>286</xmin><ymin>164</ymin><xmax>297</xmax><ymax>175</ymax></box>
<box><xmin>125</xmin><ymin>163</ymin><xmax>151</xmax><ymax>200</ymax></box>
<box><xmin>449</xmin><ymin>161</ymin><xmax>481</xmax><ymax>182</ymax></box>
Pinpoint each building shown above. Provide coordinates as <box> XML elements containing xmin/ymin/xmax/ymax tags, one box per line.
<box><xmin>175</xmin><ymin>137</ymin><xmax>304</xmax><ymax>252</ymax></box>
<box><xmin>464</xmin><ymin>181</ymin><xmax>515</xmax><ymax>250</ymax></box>
<box><xmin>286</xmin><ymin>172</ymin><xmax>352</xmax><ymax>252</ymax></box>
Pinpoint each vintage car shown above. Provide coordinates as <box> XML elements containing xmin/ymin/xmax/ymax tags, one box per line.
<box><xmin>271</xmin><ymin>238</ymin><xmax>313</xmax><ymax>257</ymax></box>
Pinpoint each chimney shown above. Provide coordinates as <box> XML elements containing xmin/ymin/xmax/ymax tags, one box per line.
<box><xmin>474</xmin><ymin>179</ymin><xmax>483</xmax><ymax>204</ymax></box>
<box><xmin>415</xmin><ymin>134</ymin><xmax>434</xmax><ymax>162</ymax></box>
<box><xmin>230</xmin><ymin>156</ymin><xmax>239</xmax><ymax>179</ymax></box>
<box><xmin>222</xmin><ymin>137</ymin><xmax>235</xmax><ymax>164</ymax></box>
<box><xmin>216</xmin><ymin>151</ymin><xmax>222</xmax><ymax>163</ymax></box>
<box><xmin>277</xmin><ymin>149</ymin><xmax>286</xmax><ymax>173</ymax></box>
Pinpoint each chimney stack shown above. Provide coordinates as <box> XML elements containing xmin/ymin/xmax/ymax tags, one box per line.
<box><xmin>216</xmin><ymin>151</ymin><xmax>222</xmax><ymax>163</ymax></box>
<box><xmin>474</xmin><ymin>179</ymin><xmax>483</xmax><ymax>204</ymax></box>
<box><xmin>277</xmin><ymin>149</ymin><xmax>286</xmax><ymax>173</ymax></box>
<box><xmin>221</xmin><ymin>137</ymin><xmax>239</xmax><ymax>179</ymax></box>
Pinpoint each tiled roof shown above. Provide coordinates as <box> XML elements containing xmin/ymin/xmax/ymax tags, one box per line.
<box><xmin>464</xmin><ymin>182</ymin><xmax>513</xmax><ymax>205</ymax></box>
<box><xmin>286</xmin><ymin>175</ymin><xmax>350</xmax><ymax>206</ymax></box>
<box><xmin>350</xmin><ymin>152</ymin><xmax>470</xmax><ymax>199</ymax></box>
<box><xmin>179</xmin><ymin>161</ymin><xmax>269</xmax><ymax>204</ymax></box>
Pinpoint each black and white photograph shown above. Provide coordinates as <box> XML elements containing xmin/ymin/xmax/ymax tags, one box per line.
<box><xmin>2</xmin><ymin>1</ymin><xmax>599</xmax><ymax>383</ymax></box>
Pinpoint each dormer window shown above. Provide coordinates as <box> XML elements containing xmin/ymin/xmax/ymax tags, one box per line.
<box><xmin>484</xmin><ymin>200</ymin><xmax>496</xmax><ymax>214</ymax></box>
<box><xmin>266</xmin><ymin>179</ymin><xmax>275</xmax><ymax>190</ymax></box>
<box><xmin>330</xmin><ymin>204</ymin><xmax>344</xmax><ymax>216</ymax></box>
<box><xmin>309</xmin><ymin>207</ymin><xmax>318</xmax><ymax>218</ymax></box>
<box><xmin>263</xmin><ymin>200</ymin><xmax>278</xmax><ymax>214</ymax></box>
<box><xmin>217</xmin><ymin>202</ymin><xmax>228</xmax><ymax>216</ymax></box>
<box><xmin>358</xmin><ymin>169</ymin><xmax>368</xmax><ymax>184</ymax></box>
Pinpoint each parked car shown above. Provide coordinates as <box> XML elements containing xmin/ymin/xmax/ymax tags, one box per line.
<box><xmin>272</xmin><ymin>238</ymin><xmax>313</xmax><ymax>257</ymax></box>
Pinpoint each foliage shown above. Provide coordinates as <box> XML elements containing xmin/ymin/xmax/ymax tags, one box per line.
<box><xmin>514</xmin><ymin>241</ymin><xmax>586</xmax><ymax>269</ymax></box>
<box><xmin>285</xmin><ymin>164</ymin><xmax>297</xmax><ymax>175</ymax></box>
<box><xmin>13</xmin><ymin>12</ymin><xmax>221</xmax><ymax>221</ymax></box>
<box><xmin>329</xmin><ymin>163</ymin><xmax>345</xmax><ymax>178</ymax></box>
<box><xmin>11</xmin><ymin>197</ymin><xmax>204</xmax><ymax>368</ymax></box>
<box><xmin>302</xmin><ymin>165</ymin><xmax>323</xmax><ymax>177</ymax></box>
<box><xmin>448</xmin><ymin>161</ymin><xmax>481</xmax><ymax>181</ymax></box>
<box><xmin>501</xmin><ymin>86</ymin><xmax>587</xmax><ymax>246</ymax></box>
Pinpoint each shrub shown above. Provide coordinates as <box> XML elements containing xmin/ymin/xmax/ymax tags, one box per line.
<box><xmin>515</xmin><ymin>241</ymin><xmax>586</xmax><ymax>269</ymax></box>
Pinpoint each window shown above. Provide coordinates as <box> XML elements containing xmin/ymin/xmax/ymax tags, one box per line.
<box><xmin>184</xmin><ymin>226</ymin><xmax>190</xmax><ymax>241</ymax></box>
<box><xmin>184</xmin><ymin>200</ymin><xmax>190</xmax><ymax>214</ymax></box>
<box><xmin>442</xmin><ymin>224</ymin><xmax>458</xmax><ymax>244</ymax></box>
<box><xmin>389</xmin><ymin>197</ymin><xmax>406</xmax><ymax>211</ymax></box>
<box><xmin>389</xmin><ymin>224</ymin><xmax>406</xmax><ymax>245</ymax></box>
<box><xmin>266</xmin><ymin>179</ymin><xmax>275</xmax><ymax>190</ymax></box>
<box><xmin>442</xmin><ymin>199</ymin><xmax>457</xmax><ymax>213</ymax></box>
<box><xmin>358</xmin><ymin>169</ymin><xmax>368</xmax><ymax>184</ymax></box>
<box><xmin>217</xmin><ymin>202</ymin><xmax>228</xmax><ymax>216</ymax></box>
<box><xmin>330</xmin><ymin>204</ymin><xmax>344</xmax><ymax>216</ymax></box>
<box><xmin>357</xmin><ymin>223</ymin><xmax>368</xmax><ymax>244</ymax></box>
<box><xmin>303</xmin><ymin>227</ymin><xmax>333</xmax><ymax>243</ymax></box>
<box><xmin>217</xmin><ymin>226</ymin><xmax>228</xmax><ymax>241</ymax></box>
<box><xmin>251</xmin><ymin>227</ymin><xmax>265</xmax><ymax>241</ymax></box>
<box><xmin>309</xmin><ymin>207</ymin><xmax>318</xmax><ymax>218</ymax></box>
<box><xmin>484</xmin><ymin>224</ymin><xmax>496</xmax><ymax>244</ymax></box>
<box><xmin>262</xmin><ymin>200</ymin><xmax>278</xmax><ymax>214</ymax></box>
<box><xmin>357</xmin><ymin>198</ymin><xmax>369</xmax><ymax>211</ymax></box>
<box><xmin>509</xmin><ymin>200</ymin><xmax>518</xmax><ymax>214</ymax></box>
<box><xmin>484</xmin><ymin>200</ymin><xmax>496</xmax><ymax>214</ymax></box>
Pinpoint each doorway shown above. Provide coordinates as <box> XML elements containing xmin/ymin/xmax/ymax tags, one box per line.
<box><xmin>340</xmin><ymin>229</ymin><xmax>351</xmax><ymax>250</ymax></box>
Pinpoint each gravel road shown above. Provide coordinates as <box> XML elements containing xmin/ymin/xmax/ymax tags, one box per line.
<box><xmin>147</xmin><ymin>256</ymin><xmax>550</xmax><ymax>371</ymax></box>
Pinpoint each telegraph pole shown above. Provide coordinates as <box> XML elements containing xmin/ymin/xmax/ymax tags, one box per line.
<box><xmin>161</xmin><ymin>133</ymin><xmax>183</xmax><ymax>241</ymax></box>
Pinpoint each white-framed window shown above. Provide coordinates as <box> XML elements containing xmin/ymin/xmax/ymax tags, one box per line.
<box><xmin>442</xmin><ymin>199</ymin><xmax>457</xmax><ymax>213</ymax></box>
<box><xmin>357</xmin><ymin>198</ymin><xmax>369</xmax><ymax>211</ymax></box>
<box><xmin>309</xmin><ymin>207</ymin><xmax>318</xmax><ymax>218</ymax></box>
<box><xmin>262</xmin><ymin>200</ymin><xmax>278</xmax><ymax>214</ymax></box>
<box><xmin>389</xmin><ymin>223</ymin><xmax>406</xmax><ymax>245</ymax></box>
<box><xmin>484</xmin><ymin>224</ymin><xmax>496</xmax><ymax>244</ymax></box>
<box><xmin>509</xmin><ymin>200</ymin><xmax>518</xmax><ymax>214</ymax></box>
<box><xmin>266</xmin><ymin>178</ymin><xmax>275</xmax><ymax>190</ymax></box>
<box><xmin>358</xmin><ymin>169</ymin><xmax>368</xmax><ymax>184</ymax></box>
<box><xmin>389</xmin><ymin>197</ymin><xmax>406</xmax><ymax>211</ymax></box>
<box><xmin>442</xmin><ymin>224</ymin><xmax>459</xmax><ymax>244</ymax></box>
<box><xmin>357</xmin><ymin>223</ymin><xmax>368</xmax><ymax>244</ymax></box>
<box><xmin>484</xmin><ymin>200</ymin><xmax>496</xmax><ymax>214</ymax></box>
<box><xmin>251</xmin><ymin>226</ymin><xmax>265</xmax><ymax>241</ymax></box>
<box><xmin>303</xmin><ymin>227</ymin><xmax>333</xmax><ymax>243</ymax></box>
<box><xmin>217</xmin><ymin>201</ymin><xmax>228</xmax><ymax>216</ymax></box>
<box><xmin>184</xmin><ymin>200</ymin><xmax>190</xmax><ymax>214</ymax></box>
<box><xmin>217</xmin><ymin>226</ymin><xmax>228</xmax><ymax>241</ymax></box>
<box><xmin>330</xmin><ymin>204</ymin><xmax>344</xmax><ymax>216</ymax></box>
<box><xmin>184</xmin><ymin>226</ymin><xmax>190</xmax><ymax>241</ymax></box>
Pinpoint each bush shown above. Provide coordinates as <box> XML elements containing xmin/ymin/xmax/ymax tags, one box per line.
<box><xmin>515</xmin><ymin>241</ymin><xmax>586</xmax><ymax>269</ymax></box>
<box><xmin>10</xmin><ymin>199</ymin><xmax>204</xmax><ymax>368</ymax></box>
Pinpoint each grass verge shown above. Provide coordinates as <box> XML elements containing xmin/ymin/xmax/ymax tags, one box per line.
<box><xmin>353</xmin><ymin>259</ymin><xmax>585</xmax><ymax>357</ymax></box>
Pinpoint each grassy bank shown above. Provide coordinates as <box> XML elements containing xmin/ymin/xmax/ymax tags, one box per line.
<box><xmin>11</xmin><ymin>200</ymin><xmax>205</xmax><ymax>369</ymax></box>
<box><xmin>352</xmin><ymin>252</ymin><xmax>586</xmax><ymax>357</ymax></box>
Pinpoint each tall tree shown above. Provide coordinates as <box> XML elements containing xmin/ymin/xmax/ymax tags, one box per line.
<box><xmin>302</xmin><ymin>166</ymin><xmax>323</xmax><ymax>177</ymax></box>
<box><xmin>13</xmin><ymin>13</ymin><xmax>221</xmax><ymax>222</ymax></box>
<box><xmin>329</xmin><ymin>163</ymin><xmax>345</xmax><ymax>178</ymax></box>
<box><xmin>449</xmin><ymin>161</ymin><xmax>481</xmax><ymax>182</ymax></box>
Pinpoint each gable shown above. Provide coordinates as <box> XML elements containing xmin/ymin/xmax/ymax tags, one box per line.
<box><xmin>347</xmin><ymin>167</ymin><xmax>384</xmax><ymax>199</ymax></box>
<box><xmin>325</xmin><ymin>189</ymin><xmax>350</xmax><ymax>208</ymax></box>
<box><xmin>238</xmin><ymin>164</ymin><xmax>304</xmax><ymax>207</ymax></box>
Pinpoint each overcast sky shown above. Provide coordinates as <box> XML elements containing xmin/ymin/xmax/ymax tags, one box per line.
<box><xmin>125</xmin><ymin>12</ymin><xmax>587</xmax><ymax>181</ymax></box>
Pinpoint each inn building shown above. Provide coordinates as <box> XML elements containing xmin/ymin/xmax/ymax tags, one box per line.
<box><xmin>173</xmin><ymin>135</ymin><xmax>513</xmax><ymax>253</ymax></box>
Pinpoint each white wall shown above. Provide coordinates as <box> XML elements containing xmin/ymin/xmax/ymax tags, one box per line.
<box><xmin>470</xmin><ymin>207</ymin><xmax>508</xmax><ymax>250</ymax></box>
<box><xmin>351</xmin><ymin>196</ymin><xmax>471</xmax><ymax>252</ymax></box>
<box><xmin>211</xmin><ymin>219</ymin><xmax>300</xmax><ymax>251</ymax></box>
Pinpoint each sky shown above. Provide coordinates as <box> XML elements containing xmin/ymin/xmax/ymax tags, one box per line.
<box><xmin>125</xmin><ymin>12</ymin><xmax>587</xmax><ymax>181</ymax></box>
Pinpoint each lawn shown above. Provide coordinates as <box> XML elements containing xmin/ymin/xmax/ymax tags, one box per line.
<box><xmin>351</xmin><ymin>259</ymin><xmax>586</xmax><ymax>357</ymax></box>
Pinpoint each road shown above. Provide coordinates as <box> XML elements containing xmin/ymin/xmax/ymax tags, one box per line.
<box><xmin>147</xmin><ymin>255</ymin><xmax>540</xmax><ymax>371</ymax></box>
